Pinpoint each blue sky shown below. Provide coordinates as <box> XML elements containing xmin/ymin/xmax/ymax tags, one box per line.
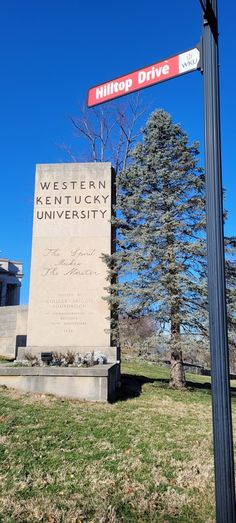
<box><xmin>0</xmin><ymin>0</ymin><xmax>235</xmax><ymax>304</ymax></box>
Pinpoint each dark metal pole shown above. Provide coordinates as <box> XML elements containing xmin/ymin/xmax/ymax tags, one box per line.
<box><xmin>203</xmin><ymin>1</ymin><xmax>236</xmax><ymax>521</ymax></box>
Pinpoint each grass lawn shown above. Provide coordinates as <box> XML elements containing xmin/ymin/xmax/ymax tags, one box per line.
<box><xmin>0</xmin><ymin>360</ymin><xmax>235</xmax><ymax>522</ymax></box>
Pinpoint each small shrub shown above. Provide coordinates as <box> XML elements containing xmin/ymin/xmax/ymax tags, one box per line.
<box><xmin>64</xmin><ymin>351</ymin><xmax>75</xmax><ymax>365</ymax></box>
<box><xmin>51</xmin><ymin>352</ymin><xmax>65</xmax><ymax>366</ymax></box>
<box><xmin>74</xmin><ymin>353</ymin><xmax>82</xmax><ymax>366</ymax></box>
<box><xmin>94</xmin><ymin>351</ymin><xmax>107</xmax><ymax>364</ymax></box>
<box><xmin>83</xmin><ymin>352</ymin><xmax>95</xmax><ymax>367</ymax></box>
<box><xmin>20</xmin><ymin>352</ymin><xmax>39</xmax><ymax>367</ymax></box>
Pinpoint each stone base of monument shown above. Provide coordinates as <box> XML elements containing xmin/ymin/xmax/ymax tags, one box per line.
<box><xmin>0</xmin><ymin>363</ymin><xmax>119</xmax><ymax>402</ymax></box>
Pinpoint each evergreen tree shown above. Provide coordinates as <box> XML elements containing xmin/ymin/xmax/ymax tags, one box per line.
<box><xmin>106</xmin><ymin>109</ymin><xmax>207</xmax><ymax>388</ymax></box>
<box><xmin>69</xmin><ymin>102</ymin><xmax>236</xmax><ymax>384</ymax></box>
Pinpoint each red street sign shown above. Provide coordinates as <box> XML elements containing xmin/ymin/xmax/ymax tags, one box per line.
<box><xmin>87</xmin><ymin>47</ymin><xmax>200</xmax><ymax>107</ymax></box>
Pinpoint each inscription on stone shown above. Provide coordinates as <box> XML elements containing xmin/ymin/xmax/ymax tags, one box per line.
<box><xmin>27</xmin><ymin>163</ymin><xmax>113</xmax><ymax>348</ymax></box>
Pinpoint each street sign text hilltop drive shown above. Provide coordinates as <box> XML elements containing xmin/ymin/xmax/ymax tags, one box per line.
<box><xmin>87</xmin><ymin>47</ymin><xmax>200</xmax><ymax>107</ymax></box>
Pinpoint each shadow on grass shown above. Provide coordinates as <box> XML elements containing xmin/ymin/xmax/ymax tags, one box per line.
<box><xmin>187</xmin><ymin>380</ymin><xmax>236</xmax><ymax>399</ymax></box>
<box><xmin>119</xmin><ymin>373</ymin><xmax>236</xmax><ymax>401</ymax></box>
<box><xmin>118</xmin><ymin>373</ymin><xmax>157</xmax><ymax>401</ymax></box>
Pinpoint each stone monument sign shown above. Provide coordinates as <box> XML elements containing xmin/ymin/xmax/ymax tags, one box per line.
<box><xmin>25</xmin><ymin>163</ymin><xmax>116</xmax><ymax>360</ymax></box>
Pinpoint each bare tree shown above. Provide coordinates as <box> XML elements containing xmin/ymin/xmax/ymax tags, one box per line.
<box><xmin>62</xmin><ymin>94</ymin><xmax>147</xmax><ymax>174</ymax></box>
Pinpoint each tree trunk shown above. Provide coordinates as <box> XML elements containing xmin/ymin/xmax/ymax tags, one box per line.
<box><xmin>169</xmin><ymin>303</ymin><xmax>186</xmax><ymax>389</ymax></box>
<box><xmin>163</xmin><ymin>201</ymin><xmax>187</xmax><ymax>389</ymax></box>
<box><xmin>169</xmin><ymin>349</ymin><xmax>186</xmax><ymax>389</ymax></box>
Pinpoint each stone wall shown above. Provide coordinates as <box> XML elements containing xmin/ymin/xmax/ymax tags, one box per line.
<box><xmin>0</xmin><ymin>364</ymin><xmax>118</xmax><ymax>402</ymax></box>
<box><xmin>0</xmin><ymin>305</ymin><xmax>28</xmax><ymax>359</ymax></box>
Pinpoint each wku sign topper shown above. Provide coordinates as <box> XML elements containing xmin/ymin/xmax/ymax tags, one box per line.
<box><xmin>87</xmin><ymin>47</ymin><xmax>200</xmax><ymax>107</ymax></box>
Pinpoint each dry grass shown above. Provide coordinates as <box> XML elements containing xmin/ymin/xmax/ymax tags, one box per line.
<box><xmin>0</xmin><ymin>360</ymin><xmax>230</xmax><ymax>522</ymax></box>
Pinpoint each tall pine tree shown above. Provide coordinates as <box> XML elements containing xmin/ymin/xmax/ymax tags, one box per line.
<box><xmin>107</xmin><ymin>109</ymin><xmax>207</xmax><ymax>388</ymax></box>
<box><xmin>68</xmin><ymin>102</ymin><xmax>235</xmax><ymax>384</ymax></box>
